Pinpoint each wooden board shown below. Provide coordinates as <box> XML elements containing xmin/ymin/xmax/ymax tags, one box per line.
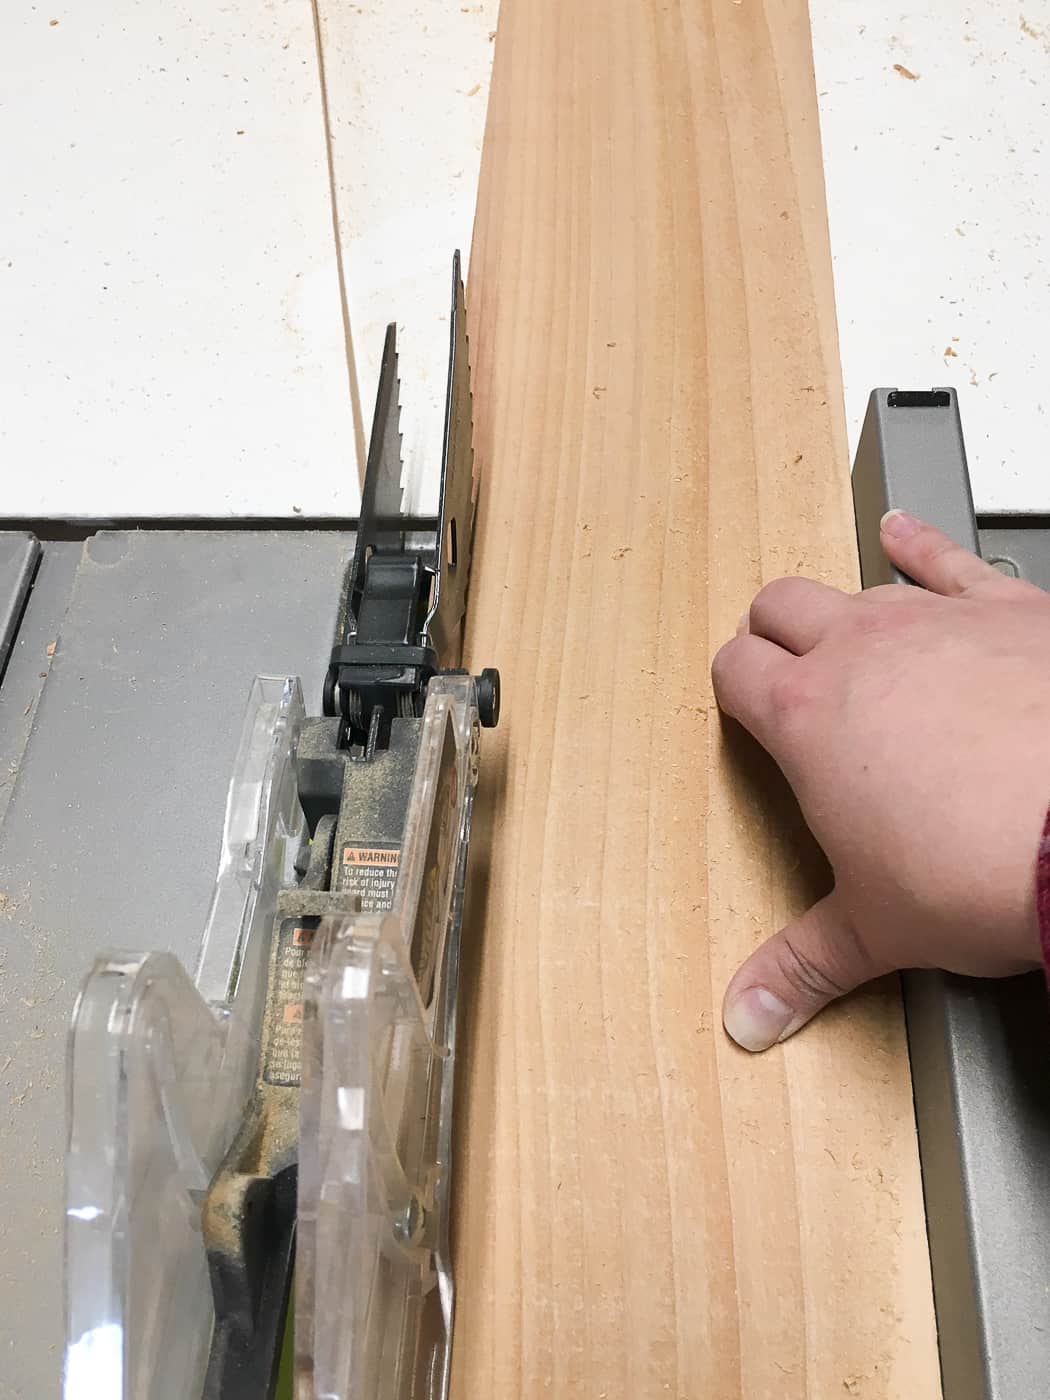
<box><xmin>454</xmin><ymin>2</ymin><xmax>942</xmax><ymax>1396</ymax></box>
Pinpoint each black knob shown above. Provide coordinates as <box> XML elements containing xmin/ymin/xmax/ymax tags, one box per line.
<box><xmin>322</xmin><ymin>665</ymin><xmax>337</xmax><ymax>718</ymax></box>
<box><xmin>475</xmin><ymin>668</ymin><xmax>501</xmax><ymax>728</ymax></box>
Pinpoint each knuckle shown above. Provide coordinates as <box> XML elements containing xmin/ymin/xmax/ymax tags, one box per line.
<box><xmin>750</xmin><ymin>576</ymin><xmax>803</xmax><ymax>626</ymax></box>
<box><xmin>711</xmin><ymin>637</ymin><xmax>749</xmax><ymax>709</ymax></box>
<box><xmin>854</xmin><ymin>598</ymin><xmax>921</xmax><ymax>638</ymax></box>
<box><xmin>710</xmin><ymin>637</ymin><xmax>738</xmax><ymax>688</ymax></box>
<box><xmin>752</xmin><ymin>576</ymin><xmax>797</xmax><ymax>610</ymax></box>
<box><xmin>927</xmin><ymin>540</ymin><xmax>966</xmax><ymax>582</ymax></box>
<box><xmin>767</xmin><ymin>666</ymin><xmax>819</xmax><ymax>721</ymax></box>
<box><xmin>919</xmin><ymin>535</ymin><xmax>976</xmax><ymax>589</ymax></box>
<box><xmin>924</xmin><ymin>535</ymin><xmax>957</xmax><ymax>565</ymax></box>
<box><xmin>862</xmin><ymin>583</ymin><xmax>914</xmax><ymax>605</ymax></box>
<box><xmin>778</xmin><ymin>934</ymin><xmax>849</xmax><ymax>1003</ymax></box>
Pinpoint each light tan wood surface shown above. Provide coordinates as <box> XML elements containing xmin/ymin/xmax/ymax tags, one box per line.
<box><xmin>454</xmin><ymin>1</ymin><xmax>942</xmax><ymax>1396</ymax></box>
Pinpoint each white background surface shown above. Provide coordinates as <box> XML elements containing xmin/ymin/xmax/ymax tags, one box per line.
<box><xmin>311</xmin><ymin>0</ymin><xmax>499</xmax><ymax>516</ymax></box>
<box><xmin>1</xmin><ymin>0</ymin><xmax>1047</xmax><ymax>518</ymax></box>
<box><xmin>2</xmin><ymin>1</ymin><xmax>355</xmax><ymax>518</ymax></box>
<box><xmin>812</xmin><ymin>1</ymin><xmax>1050</xmax><ymax>513</ymax></box>
<box><xmin>1</xmin><ymin>0</ymin><xmax>496</xmax><ymax>519</ymax></box>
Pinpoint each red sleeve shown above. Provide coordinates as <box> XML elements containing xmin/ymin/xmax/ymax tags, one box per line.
<box><xmin>1038</xmin><ymin>807</ymin><xmax>1050</xmax><ymax>976</ymax></box>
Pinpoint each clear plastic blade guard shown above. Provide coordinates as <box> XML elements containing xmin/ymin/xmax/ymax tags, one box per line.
<box><xmin>63</xmin><ymin>677</ymin><xmax>306</xmax><ymax>1400</ymax></box>
<box><xmin>295</xmin><ymin>674</ymin><xmax>480</xmax><ymax>1400</ymax></box>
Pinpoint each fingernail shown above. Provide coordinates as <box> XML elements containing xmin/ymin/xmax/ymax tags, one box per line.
<box><xmin>880</xmin><ymin>509</ymin><xmax>920</xmax><ymax>540</ymax></box>
<box><xmin>723</xmin><ymin>986</ymin><xmax>795</xmax><ymax>1052</ymax></box>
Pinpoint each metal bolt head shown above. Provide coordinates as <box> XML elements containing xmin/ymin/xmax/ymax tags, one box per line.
<box><xmin>393</xmin><ymin>1195</ymin><xmax>426</xmax><ymax>1248</ymax></box>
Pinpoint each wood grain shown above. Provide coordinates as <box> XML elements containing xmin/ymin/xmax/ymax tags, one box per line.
<box><xmin>455</xmin><ymin>1</ymin><xmax>941</xmax><ymax>1397</ymax></box>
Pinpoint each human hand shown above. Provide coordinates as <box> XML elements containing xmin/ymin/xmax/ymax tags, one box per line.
<box><xmin>712</xmin><ymin>510</ymin><xmax>1050</xmax><ymax>1052</ymax></box>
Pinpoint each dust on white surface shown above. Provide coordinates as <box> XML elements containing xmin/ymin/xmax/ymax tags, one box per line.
<box><xmin>0</xmin><ymin>0</ymin><xmax>497</xmax><ymax>520</ymax></box>
<box><xmin>812</xmin><ymin>1</ymin><xmax>1050</xmax><ymax>512</ymax></box>
<box><xmin>1</xmin><ymin>1</ymin><xmax>354</xmax><ymax>519</ymax></box>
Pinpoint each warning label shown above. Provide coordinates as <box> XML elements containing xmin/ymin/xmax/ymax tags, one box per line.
<box><xmin>338</xmin><ymin>843</ymin><xmax>400</xmax><ymax>912</ymax></box>
<box><xmin>343</xmin><ymin>847</ymin><xmax>400</xmax><ymax>867</ymax></box>
<box><xmin>262</xmin><ymin>916</ymin><xmax>319</xmax><ymax>1087</ymax></box>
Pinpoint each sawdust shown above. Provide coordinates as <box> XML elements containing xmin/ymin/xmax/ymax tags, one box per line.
<box><xmin>19</xmin><ymin>976</ymin><xmax>66</xmax><ymax>1010</ymax></box>
<box><xmin>0</xmin><ymin>892</ymin><xmax>15</xmax><ymax>915</ymax></box>
<box><xmin>1021</xmin><ymin>15</ymin><xmax>1050</xmax><ymax>54</ymax></box>
<box><xmin>893</xmin><ymin>63</ymin><xmax>920</xmax><ymax>80</ymax></box>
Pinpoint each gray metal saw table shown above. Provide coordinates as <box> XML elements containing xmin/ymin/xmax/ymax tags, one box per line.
<box><xmin>0</xmin><ymin>528</ymin><xmax>354</xmax><ymax>1399</ymax></box>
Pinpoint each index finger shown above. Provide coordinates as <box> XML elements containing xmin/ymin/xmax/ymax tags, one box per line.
<box><xmin>880</xmin><ymin>511</ymin><xmax>1012</xmax><ymax>598</ymax></box>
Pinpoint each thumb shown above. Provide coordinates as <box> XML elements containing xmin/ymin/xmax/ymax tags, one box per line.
<box><xmin>722</xmin><ymin>892</ymin><xmax>881</xmax><ymax>1052</ymax></box>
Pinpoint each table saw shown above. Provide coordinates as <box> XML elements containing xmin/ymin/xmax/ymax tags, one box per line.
<box><xmin>1</xmin><ymin>259</ymin><xmax>501</xmax><ymax>1400</ymax></box>
<box><xmin>2</xmin><ymin>383</ymin><xmax>1049</xmax><ymax>1400</ymax></box>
